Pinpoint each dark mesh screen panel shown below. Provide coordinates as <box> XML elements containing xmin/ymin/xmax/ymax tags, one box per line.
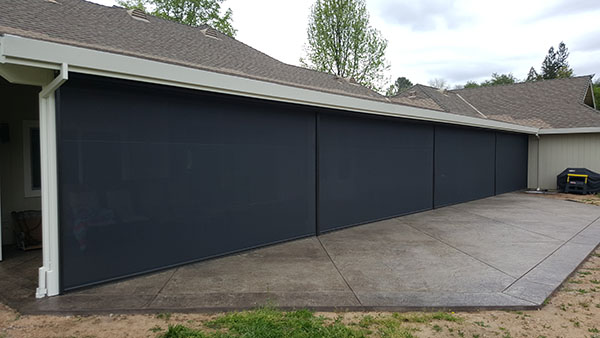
<box><xmin>57</xmin><ymin>74</ymin><xmax>316</xmax><ymax>291</ymax></box>
<box><xmin>434</xmin><ymin>125</ymin><xmax>495</xmax><ymax>208</ymax></box>
<box><xmin>495</xmin><ymin>132</ymin><xmax>528</xmax><ymax>194</ymax></box>
<box><xmin>318</xmin><ymin>113</ymin><xmax>434</xmax><ymax>232</ymax></box>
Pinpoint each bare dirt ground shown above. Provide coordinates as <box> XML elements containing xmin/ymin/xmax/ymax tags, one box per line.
<box><xmin>1</xmin><ymin>193</ymin><xmax>599</xmax><ymax>338</ymax></box>
<box><xmin>537</xmin><ymin>191</ymin><xmax>600</xmax><ymax>206</ymax></box>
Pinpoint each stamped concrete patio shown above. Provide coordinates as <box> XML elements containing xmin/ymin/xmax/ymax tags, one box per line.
<box><xmin>2</xmin><ymin>192</ymin><xmax>600</xmax><ymax>314</ymax></box>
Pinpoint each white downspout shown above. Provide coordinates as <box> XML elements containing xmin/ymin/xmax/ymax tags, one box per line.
<box><xmin>536</xmin><ymin>132</ymin><xmax>541</xmax><ymax>191</ymax></box>
<box><xmin>36</xmin><ymin>63</ymin><xmax>68</xmax><ymax>298</ymax></box>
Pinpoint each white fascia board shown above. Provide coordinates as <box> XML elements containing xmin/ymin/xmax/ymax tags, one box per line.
<box><xmin>538</xmin><ymin>127</ymin><xmax>600</xmax><ymax>135</ymax></box>
<box><xmin>0</xmin><ymin>34</ymin><xmax>538</xmax><ymax>134</ymax></box>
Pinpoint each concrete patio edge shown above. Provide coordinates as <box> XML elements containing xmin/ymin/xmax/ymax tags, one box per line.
<box><xmin>503</xmin><ymin>216</ymin><xmax>600</xmax><ymax>305</ymax></box>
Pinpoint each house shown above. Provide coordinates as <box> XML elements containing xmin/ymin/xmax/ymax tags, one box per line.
<box><xmin>0</xmin><ymin>0</ymin><xmax>588</xmax><ymax>299</ymax></box>
<box><xmin>392</xmin><ymin>78</ymin><xmax>600</xmax><ymax>190</ymax></box>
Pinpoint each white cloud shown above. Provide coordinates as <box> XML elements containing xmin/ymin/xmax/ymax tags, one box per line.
<box><xmin>375</xmin><ymin>0</ymin><xmax>472</xmax><ymax>31</ymax></box>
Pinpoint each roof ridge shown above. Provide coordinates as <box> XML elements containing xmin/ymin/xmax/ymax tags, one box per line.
<box><xmin>415</xmin><ymin>83</ymin><xmax>443</xmax><ymax>90</ymax></box>
<box><xmin>455</xmin><ymin>92</ymin><xmax>487</xmax><ymax>119</ymax></box>
<box><xmin>417</xmin><ymin>85</ymin><xmax>471</xmax><ymax>115</ymax></box>
<box><xmin>578</xmin><ymin>102</ymin><xmax>600</xmax><ymax>115</ymax></box>
<box><xmin>451</xmin><ymin>75</ymin><xmax>594</xmax><ymax>93</ymax></box>
<box><xmin>390</xmin><ymin>84</ymin><xmax>420</xmax><ymax>98</ymax></box>
<box><xmin>416</xmin><ymin>85</ymin><xmax>448</xmax><ymax>111</ymax></box>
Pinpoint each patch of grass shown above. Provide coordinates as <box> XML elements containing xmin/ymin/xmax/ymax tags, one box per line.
<box><xmin>569</xmin><ymin>279</ymin><xmax>583</xmax><ymax>284</ymax></box>
<box><xmin>432</xmin><ymin>324</ymin><xmax>442</xmax><ymax>332</ymax></box>
<box><xmin>160</xmin><ymin>325</ymin><xmax>208</xmax><ymax>338</ymax></box>
<box><xmin>378</xmin><ymin>326</ymin><xmax>417</xmax><ymax>338</ymax></box>
<box><xmin>431</xmin><ymin>312</ymin><xmax>462</xmax><ymax>322</ymax></box>
<box><xmin>375</xmin><ymin>319</ymin><xmax>418</xmax><ymax>338</ymax></box>
<box><xmin>391</xmin><ymin>312</ymin><xmax>461</xmax><ymax>323</ymax></box>
<box><xmin>579</xmin><ymin>301</ymin><xmax>590</xmax><ymax>309</ymax></box>
<box><xmin>200</xmin><ymin>307</ymin><xmax>365</xmax><ymax>338</ymax></box>
<box><xmin>591</xmin><ymin>280</ymin><xmax>600</xmax><ymax>285</ymax></box>
<box><xmin>576</xmin><ymin>289</ymin><xmax>589</xmax><ymax>294</ymax></box>
<box><xmin>156</xmin><ymin>313</ymin><xmax>172</xmax><ymax>321</ymax></box>
<box><xmin>474</xmin><ymin>321</ymin><xmax>489</xmax><ymax>327</ymax></box>
<box><xmin>358</xmin><ymin>315</ymin><xmax>375</xmax><ymax>328</ymax></box>
<box><xmin>589</xmin><ymin>327</ymin><xmax>600</xmax><ymax>333</ymax></box>
<box><xmin>357</xmin><ymin>312</ymin><xmax>459</xmax><ymax>337</ymax></box>
<box><xmin>578</xmin><ymin>271</ymin><xmax>592</xmax><ymax>276</ymax></box>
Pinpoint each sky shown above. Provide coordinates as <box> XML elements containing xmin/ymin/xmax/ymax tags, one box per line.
<box><xmin>89</xmin><ymin>0</ymin><xmax>600</xmax><ymax>88</ymax></box>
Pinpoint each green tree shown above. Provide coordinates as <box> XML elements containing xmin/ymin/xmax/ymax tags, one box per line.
<box><xmin>541</xmin><ymin>46</ymin><xmax>558</xmax><ymax>79</ymax></box>
<box><xmin>557</xmin><ymin>66</ymin><xmax>574</xmax><ymax>78</ymax></box>
<box><xmin>463</xmin><ymin>81</ymin><xmax>480</xmax><ymax>89</ymax></box>
<box><xmin>117</xmin><ymin>0</ymin><xmax>236</xmax><ymax>37</ymax></box>
<box><xmin>556</xmin><ymin>41</ymin><xmax>572</xmax><ymax>76</ymax></box>
<box><xmin>481</xmin><ymin>73</ymin><xmax>517</xmax><ymax>86</ymax></box>
<box><xmin>525</xmin><ymin>67</ymin><xmax>540</xmax><ymax>82</ymax></box>
<box><xmin>301</xmin><ymin>0</ymin><xmax>389</xmax><ymax>91</ymax></box>
<box><xmin>462</xmin><ymin>73</ymin><xmax>517</xmax><ymax>89</ymax></box>
<box><xmin>385</xmin><ymin>76</ymin><xmax>413</xmax><ymax>96</ymax></box>
<box><xmin>541</xmin><ymin>41</ymin><xmax>573</xmax><ymax>79</ymax></box>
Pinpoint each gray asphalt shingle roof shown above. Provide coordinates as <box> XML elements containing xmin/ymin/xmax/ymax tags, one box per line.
<box><xmin>392</xmin><ymin>76</ymin><xmax>600</xmax><ymax>129</ymax></box>
<box><xmin>0</xmin><ymin>0</ymin><xmax>385</xmax><ymax>101</ymax></box>
<box><xmin>1</xmin><ymin>0</ymin><xmax>599</xmax><ymax>130</ymax></box>
<box><xmin>453</xmin><ymin>76</ymin><xmax>600</xmax><ymax>129</ymax></box>
<box><xmin>390</xmin><ymin>85</ymin><xmax>482</xmax><ymax>119</ymax></box>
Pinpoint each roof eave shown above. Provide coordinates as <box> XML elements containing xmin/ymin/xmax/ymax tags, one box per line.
<box><xmin>0</xmin><ymin>34</ymin><xmax>538</xmax><ymax>134</ymax></box>
<box><xmin>538</xmin><ymin>127</ymin><xmax>600</xmax><ymax>135</ymax></box>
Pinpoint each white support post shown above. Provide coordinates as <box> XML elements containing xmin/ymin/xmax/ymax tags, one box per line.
<box><xmin>36</xmin><ymin>64</ymin><xmax>67</xmax><ymax>298</ymax></box>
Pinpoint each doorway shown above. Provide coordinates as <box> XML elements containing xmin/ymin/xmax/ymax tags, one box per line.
<box><xmin>0</xmin><ymin>76</ymin><xmax>42</xmax><ymax>296</ymax></box>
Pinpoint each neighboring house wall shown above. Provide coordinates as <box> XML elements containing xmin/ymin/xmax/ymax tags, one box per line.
<box><xmin>528</xmin><ymin>133</ymin><xmax>600</xmax><ymax>190</ymax></box>
<box><xmin>0</xmin><ymin>81</ymin><xmax>41</xmax><ymax>245</ymax></box>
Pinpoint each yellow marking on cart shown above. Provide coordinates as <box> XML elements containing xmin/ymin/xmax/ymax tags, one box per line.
<box><xmin>567</xmin><ymin>174</ymin><xmax>588</xmax><ymax>184</ymax></box>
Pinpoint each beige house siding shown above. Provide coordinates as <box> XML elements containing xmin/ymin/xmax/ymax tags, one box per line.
<box><xmin>528</xmin><ymin>133</ymin><xmax>600</xmax><ymax>190</ymax></box>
